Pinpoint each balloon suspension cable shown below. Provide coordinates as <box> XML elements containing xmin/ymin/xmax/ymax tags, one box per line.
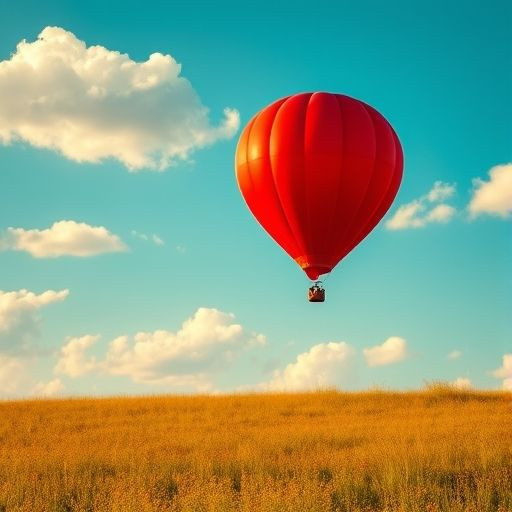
<box><xmin>320</xmin><ymin>270</ymin><xmax>332</xmax><ymax>284</ymax></box>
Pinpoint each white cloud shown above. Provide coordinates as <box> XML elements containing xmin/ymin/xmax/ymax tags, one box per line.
<box><xmin>55</xmin><ymin>335</ymin><xmax>99</xmax><ymax>377</ymax></box>
<box><xmin>386</xmin><ymin>201</ymin><xmax>424</xmax><ymax>229</ymax></box>
<box><xmin>450</xmin><ymin>377</ymin><xmax>472</xmax><ymax>390</ymax></box>
<box><xmin>131</xmin><ymin>230</ymin><xmax>164</xmax><ymax>246</ymax></box>
<box><xmin>427</xmin><ymin>181</ymin><xmax>456</xmax><ymax>202</ymax></box>
<box><xmin>1</xmin><ymin>220</ymin><xmax>126</xmax><ymax>258</ymax></box>
<box><xmin>0</xmin><ymin>289</ymin><xmax>69</xmax><ymax>332</ymax></box>
<box><xmin>469</xmin><ymin>164</ymin><xmax>512</xmax><ymax>218</ymax></box>
<box><xmin>248</xmin><ymin>333</ymin><xmax>267</xmax><ymax>347</ymax></box>
<box><xmin>0</xmin><ymin>289</ymin><xmax>69</xmax><ymax>353</ymax></box>
<box><xmin>104</xmin><ymin>308</ymin><xmax>256</xmax><ymax>387</ymax></box>
<box><xmin>32</xmin><ymin>377</ymin><xmax>64</xmax><ymax>396</ymax></box>
<box><xmin>263</xmin><ymin>342</ymin><xmax>355</xmax><ymax>391</ymax></box>
<box><xmin>0</xmin><ymin>26</ymin><xmax>239</xmax><ymax>170</ymax></box>
<box><xmin>152</xmin><ymin>235</ymin><xmax>164</xmax><ymax>246</ymax></box>
<box><xmin>425</xmin><ymin>204</ymin><xmax>456</xmax><ymax>223</ymax></box>
<box><xmin>386</xmin><ymin>181</ymin><xmax>456</xmax><ymax>230</ymax></box>
<box><xmin>55</xmin><ymin>308</ymin><xmax>264</xmax><ymax>391</ymax></box>
<box><xmin>363</xmin><ymin>336</ymin><xmax>408</xmax><ymax>367</ymax></box>
<box><xmin>447</xmin><ymin>350</ymin><xmax>462</xmax><ymax>360</ymax></box>
<box><xmin>0</xmin><ymin>354</ymin><xmax>26</xmax><ymax>394</ymax></box>
<box><xmin>0</xmin><ymin>289</ymin><xmax>68</xmax><ymax>396</ymax></box>
<box><xmin>492</xmin><ymin>354</ymin><xmax>512</xmax><ymax>390</ymax></box>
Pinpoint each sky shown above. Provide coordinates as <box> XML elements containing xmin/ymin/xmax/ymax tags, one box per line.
<box><xmin>0</xmin><ymin>0</ymin><xmax>510</xmax><ymax>397</ymax></box>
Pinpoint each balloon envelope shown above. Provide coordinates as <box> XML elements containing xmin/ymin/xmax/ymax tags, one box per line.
<box><xmin>235</xmin><ymin>92</ymin><xmax>403</xmax><ymax>280</ymax></box>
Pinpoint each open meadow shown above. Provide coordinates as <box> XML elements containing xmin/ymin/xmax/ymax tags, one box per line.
<box><xmin>0</xmin><ymin>389</ymin><xmax>511</xmax><ymax>512</ymax></box>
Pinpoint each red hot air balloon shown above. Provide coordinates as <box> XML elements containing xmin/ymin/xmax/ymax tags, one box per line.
<box><xmin>235</xmin><ymin>92</ymin><xmax>403</xmax><ymax>302</ymax></box>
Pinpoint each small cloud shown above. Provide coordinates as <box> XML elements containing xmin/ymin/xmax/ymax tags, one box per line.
<box><xmin>1</xmin><ymin>220</ymin><xmax>126</xmax><ymax>258</ymax></box>
<box><xmin>262</xmin><ymin>342</ymin><xmax>355</xmax><ymax>391</ymax></box>
<box><xmin>425</xmin><ymin>204</ymin><xmax>456</xmax><ymax>223</ymax></box>
<box><xmin>447</xmin><ymin>350</ymin><xmax>462</xmax><ymax>360</ymax></box>
<box><xmin>32</xmin><ymin>378</ymin><xmax>64</xmax><ymax>397</ymax></box>
<box><xmin>468</xmin><ymin>163</ymin><xmax>512</xmax><ymax>218</ymax></box>
<box><xmin>427</xmin><ymin>181</ymin><xmax>456</xmax><ymax>202</ymax></box>
<box><xmin>386</xmin><ymin>181</ymin><xmax>456</xmax><ymax>230</ymax></box>
<box><xmin>386</xmin><ymin>201</ymin><xmax>424</xmax><ymax>229</ymax></box>
<box><xmin>176</xmin><ymin>244</ymin><xmax>186</xmax><ymax>253</ymax></box>
<box><xmin>54</xmin><ymin>335</ymin><xmax>99</xmax><ymax>377</ymax></box>
<box><xmin>450</xmin><ymin>377</ymin><xmax>472</xmax><ymax>390</ymax></box>
<box><xmin>152</xmin><ymin>234</ymin><xmax>164</xmax><ymax>246</ymax></box>
<box><xmin>0</xmin><ymin>289</ymin><xmax>69</xmax><ymax>354</ymax></box>
<box><xmin>492</xmin><ymin>354</ymin><xmax>512</xmax><ymax>390</ymax></box>
<box><xmin>131</xmin><ymin>230</ymin><xmax>149</xmax><ymax>241</ymax></box>
<box><xmin>131</xmin><ymin>230</ymin><xmax>164</xmax><ymax>246</ymax></box>
<box><xmin>0</xmin><ymin>26</ymin><xmax>239</xmax><ymax>170</ymax></box>
<box><xmin>248</xmin><ymin>333</ymin><xmax>267</xmax><ymax>347</ymax></box>
<box><xmin>363</xmin><ymin>336</ymin><xmax>408</xmax><ymax>367</ymax></box>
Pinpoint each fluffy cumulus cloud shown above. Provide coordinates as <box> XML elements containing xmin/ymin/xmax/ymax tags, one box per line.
<box><xmin>492</xmin><ymin>354</ymin><xmax>512</xmax><ymax>390</ymax></box>
<box><xmin>55</xmin><ymin>335</ymin><xmax>99</xmax><ymax>378</ymax></box>
<box><xmin>54</xmin><ymin>308</ymin><xmax>265</xmax><ymax>391</ymax></box>
<box><xmin>468</xmin><ymin>164</ymin><xmax>512</xmax><ymax>218</ymax></box>
<box><xmin>0</xmin><ymin>289</ymin><xmax>69</xmax><ymax>353</ymax></box>
<box><xmin>32</xmin><ymin>377</ymin><xmax>64</xmax><ymax>397</ymax></box>
<box><xmin>450</xmin><ymin>377</ymin><xmax>472</xmax><ymax>390</ymax></box>
<box><xmin>386</xmin><ymin>181</ymin><xmax>456</xmax><ymax>230</ymax></box>
<box><xmin>263</xmin><ymin>342</ymin><xmax>355</xmax><ymax>391</ymax></box>
<box><xmin>0</xmin><ymin>27</ymin><xmax>239</xmax><ymax>170</ymax></box>
<box><xmin>104</xmin><ymin>308</ymin><xmax>265</xmax><ymax>388</ymax></box>
<box><xmin>363</xmin><ymin>336</ymin><xmax>408</xmax><ymax>367</ymax></box>
<box><xmin>0</xmin><ymin>220</ymin><xmax>126</xmax><ymax>257</ymax></box>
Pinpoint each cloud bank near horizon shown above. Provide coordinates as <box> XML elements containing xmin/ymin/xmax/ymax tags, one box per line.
<box><xmin>492</xmin><ymin>354</ymin><xmax>512</xmax><ymax>390</ymax></box>
<box><xmin>0</xmin><ymin>293</ymin><xmax>508</xmax><ymax>396</ymax></box>
<box><xmin>363</xmin><ymin>336</ymin><xmax>408</xmax><ymax>367</ymax></box>
<box><xmin>262</xmin><ymin>342</ymin><xmax>356</xmax><ymax>391</ymax></box>
<box><xmin>55</xmin><ymin>308</ymin><xmax>266</xmax><ymax>392</ymax></box>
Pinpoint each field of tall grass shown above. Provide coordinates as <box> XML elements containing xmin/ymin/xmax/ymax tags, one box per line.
<box><xmin>0</xmin><ymin>388</ymin><xmax>511</xmax><ymax>511</ymax></box>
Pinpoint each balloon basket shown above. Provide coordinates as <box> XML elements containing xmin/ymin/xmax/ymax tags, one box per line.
<box><xmin>308</xmin><ymin>282</ymin><xmax>325</xmax><ymax>302</ymax></box>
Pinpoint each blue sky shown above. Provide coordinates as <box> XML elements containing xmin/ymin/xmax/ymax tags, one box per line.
<box><xmin>0</xmin><ymin>0</ymin><xmax>510</xmax><ymax>397</ymax></box>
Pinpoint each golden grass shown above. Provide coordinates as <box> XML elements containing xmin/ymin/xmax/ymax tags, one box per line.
<box><xmin>0</xmin><ymin>389</ymin><xmax>511</xmax><ymax>511</ymax></box>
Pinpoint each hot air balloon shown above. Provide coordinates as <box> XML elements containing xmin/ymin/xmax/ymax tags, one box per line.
<box><xmin>235</xmin><ymin>92</ymin><xmax>403</xmax><ymax>302</ymax></box>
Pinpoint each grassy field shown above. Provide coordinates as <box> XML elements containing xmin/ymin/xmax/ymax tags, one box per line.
<box><xmin>0</xmin><ymin>388</ymin><xmax>511</xmax><ymax>512</ymax></box>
